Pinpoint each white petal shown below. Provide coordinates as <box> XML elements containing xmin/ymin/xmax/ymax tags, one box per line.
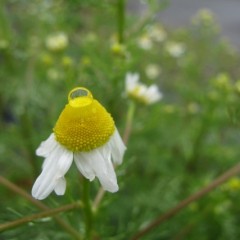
<box><xmin>137</xmin><ymin>84</ymin><xmax>148</xmax><ymax>97</ymax></box>
<box><xmin>32</xmin><ymin>144</ymin><xmax>73</xmax><ymax>200</ymax></box>
<box><xmin>145</xmin><ymin>85</ymin><xmax>162</xmax><ymax>104</ymax></box>
<box><xmin>108</xmin><ymin>129</ymin><xmax>126</xmax><ymax>165</ymax></box>
<box><xmin>74</xmin><ymin>145</ymin><xmax>119</xmax><ymax>192</ymax></box>
<box><xmin>92</xmin><ymin>152</ymin><xmax>118</xmax><ymax>192</ymax></box>
<box><xmin>36</xmin><ymin>133</ymin><xmax>58</xmax><ymax>158</ymax></box>
<box><xmin>54</xmin><ymin>177</ymin><xmax>67</xmax><ymax>195</ymax></box>
<box><xmin>32</xmin><ymin>163</ymin><xmax>59</xmax><ymax>199</ymax></box>
<box><xmin>57</xmin><ymin>149</ymin><xmax>74</xmax><ymax>176</ymax></box>
<box><xmin>126</xmin><ymin>73</ymin><xmax>139</xmax><ymax>92</ymax></box>
<box><xmin>74</xmin><ymin>153</ymin><xmax>96</xmax><ymax>181</ymax></box>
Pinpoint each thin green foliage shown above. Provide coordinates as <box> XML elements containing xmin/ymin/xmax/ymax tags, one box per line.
<box><xmin>1</xmin><ymin>1</ymin><xmax>240</xmax><ymax>239</ymax></box>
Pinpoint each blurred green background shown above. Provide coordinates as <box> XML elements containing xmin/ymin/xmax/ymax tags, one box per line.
<box><xmin>1</xmin><ymin>0</ymin><xmax>240</xmax><ymax>239</ymax></box>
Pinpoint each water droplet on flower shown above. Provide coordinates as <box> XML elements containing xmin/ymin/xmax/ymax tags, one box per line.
<box><xmin>68</xmin><ymin>87</ymin><xmax>93</xmax><ymax>107</ymax></box>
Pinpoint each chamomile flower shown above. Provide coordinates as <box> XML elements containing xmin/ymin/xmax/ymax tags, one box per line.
<box><xmin>125</xmin><ymin>72</ymin><xmax>162</xmax><ymax>105</ymax></box>
<box><xmin>45</xmin><ymin>32</ymin><xmax>68</xmax><ymax>51</ymax></box>
<box><xmin>192</xmin><ymin>9</ymin><xmax>215</xmax><ymax>26</ymax></box>
<box><xmin>32</xmin><ymin>87</ymin><xmax>126</xmax><ymax>200</ymax></box>
<box><xmin>147</xmin><ymin>25</ymin><xmax>167</xmax><ymax>42</ymax></box>
<box><xmin>145</xmin><ymin>64</ymin><xmax>161</xmax><ymax>80</ymax></box>
<box><xmin>137</xmin><ymin>34</ymin><xmax>153</xmax><ymax>50</ymax></box>
<box><xmin>165</xmin><ymin>41</ymin><xmax>186</xmax><ymax>58</ymax></box>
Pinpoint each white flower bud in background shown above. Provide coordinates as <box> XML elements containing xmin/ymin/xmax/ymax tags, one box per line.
<box><xmin>45</xmin><ymin>32</ymin><xmax>68</xmax><ymax>51</ymax></box>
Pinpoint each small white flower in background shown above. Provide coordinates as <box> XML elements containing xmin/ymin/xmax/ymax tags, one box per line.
<box><xmin>147</xmin><ymin>25</ymin><xmax>167</xmax><ymax>42</ymax></box>
<box><xmin>145</xmin><ymin>64</ymin><xmax>161</xmax><ymax>80</ymax></box>
<box><xmin>32</xmin><ymin>87</ymin><xmax>126</xmax><ymax>200</ymax></box>
<box><xmin>213</xmin><ymin>73</ymin><xmax>231</xmax><ymax>90</ymax></box>
<box><xmin>192</xmin><ymin>9</ymin><xmax>215</xmax><ymax>26</ymax></box>
<box><xmin>165</xmin><ymin>41</ymin><xmax>186</xmax><ymax>58</ymax></box>
<box><xmin>192</xmin><ymin>9</ymin><xmax>220</xmax><ymax>33</ymax></box>
<box><xmin>45</xmin><ymin>32</ymin><xmax>68</xmax><ymax>51</ymax></box>
<box><xmin>125</xmin><ymin>72</ymin><xmax>162</xmax><ymax>105</ymax></box>
<box><xmin>137</xmin><ymin>34</ymin><xmax>153</xmax><ymax>50</ymax></box>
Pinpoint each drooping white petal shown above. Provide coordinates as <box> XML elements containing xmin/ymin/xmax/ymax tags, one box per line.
<box><xmin>54</xmin><ymin>177</ymin><xmax>67</xmax><ymax>195</ymax></box>
<box><xmin>74</xmin><ymin>153</ymin><xmax>96</xmax><ymax>181</ymax></box>
<box><xmin>36</xmin><ymin>133</ymin><xmax>58</xmax><ymax>158</ymax></box>
<box><xmin>32</xmin><ymin>143</ymin><xmax>73</xmax><ymax>200</ymax></box>
<box><xmin>74</xmin><ymin>145</ymin><xmax>119</xmax><ymax>192</ymax></box>
<box><xmin>108</xmin><ymin>129</ymin><xmax>126</xmax><ymax>165</ymax></box>
<box><xmin>92</xmin><ymin>152</ymin><xmax>118</xmax><ymax>192</ymax></box>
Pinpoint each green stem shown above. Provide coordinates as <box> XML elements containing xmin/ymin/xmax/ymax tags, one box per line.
<box><xmin>0</xmin><ymin>176</ymin><xmax>82</xmax><ymax>240</ymax></box>
<box><xmin>123</xmin><ymin>100</ymin><xmax>135</xmax><ymax>144</ymax></box>
<box><xmin>117</xmin><ymin>0</ymin><xmax>125</xmax><ymax>43</ymax></box>
<box><xmin>131</xmin><ymin>163</ymin><xmax>240</xmax><ymax>240</ymax></box>
<box><xmin>0</xmin><ymin>202</ymin><xmax>82</xmax><ymax>232</ymax></box>
<box><xmin>186</xmin><ymin>121</ymin><xmax>208</xmax><ymax>171</ymax></box>
<box><xmin>0</xmin><ymin>1</ymin><xmax>11</xmax><ymax>40</ymax></box>
<box><xmin>82</xmin><ymin>178</ymin><xmax>93</xmax><ymax>240</ymax></box>
<box><xmin>187</xmin><ymin>105</ymin><xmax>215</xmax><ymax>172</ymax></box>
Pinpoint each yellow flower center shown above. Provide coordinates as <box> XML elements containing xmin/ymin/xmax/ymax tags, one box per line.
<box><xmin>53</xmin><ymin>87</ymin><xmax>115</xmax><ymax>152</ymax></box>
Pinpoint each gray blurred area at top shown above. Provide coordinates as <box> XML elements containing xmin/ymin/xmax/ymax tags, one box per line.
<box><xmin>128</xmin><ymin>0</ymin><xmax>240</xmax><ymax>49</ymax></box>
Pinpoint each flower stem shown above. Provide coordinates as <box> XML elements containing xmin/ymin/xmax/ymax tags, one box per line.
<box><xmin>92</xmin><ymin>187</ymin><xmax>105</xmax><ymax>211</ymax></box>
<box><xmin>123</xmin><ymin>100</ymin><xmax>135</xmax><ymax>144</ymax></box>
<box><xmin>0</xmin><ymin>202</ymin><xmax>82</xmax><ymax>232</ymax></box>
<box><xmin>131</xmin><ymin>163</ymin><xmax>240</xmax><ymax>240</ymax></box>
<box><xmin>82</xmin><ymin>178</ymin><xmax>93</xmax><ymax>240</ymax></box>
<box><xmin>117</xmin><ymin>0</ymin><xmax>125</xmax><ymax>43</ymax></box>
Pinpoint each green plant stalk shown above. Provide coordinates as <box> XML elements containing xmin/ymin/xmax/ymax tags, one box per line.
<box><xmin>93</xmin><ymin>100</ymin><xmax>135</xmax><ymax>210</ymax></box>
<box><xmin>0</xmin><ymin>176</ymin><xmax>82</xmax><ymax>240</ymax></box>
<box><xmin>20</xmin><ymin>112</ymin><xmax>38</xmax><ymax>179</ymax></box>
<box><xmin>186</xmin><ymin>117</ymin><xmax>209</xmax><ymax>171</ymax></box>
<box><xmin>19</xmin><ymin>56</ymin><xmax>39</xmax><ymax>179</ymax></box>
<box><xmin>0</xmin><ymin>202</ymin><xmax>82</xmax><ymax>232</ymax></box>
<box><xmin>172</xmin><ymin>203</ymin><xmax>217</xmax><ymax>240</ymax></box>
<box><xmin>117</xmin><ymin>0</ymin><xmax>125</xmax><ymax>43</ymax></box>
<box><xmin>123</xmin><ymin>100</ymin><xmax>135</xmax><ymax>143</ymax></box>
<box><xmin>0</xmin><ymin>2</ymin><xmax>11</xmax><ymax>40</ymax></box>
<box><xmin>131</xmin><ymin>163</ymin><xmax>240</xmax><ymax>240</ymax></box>
<box><xmin>82</xmin><ymin>178</ymin><xmax>93</xmax><ymax>240</ymax></box>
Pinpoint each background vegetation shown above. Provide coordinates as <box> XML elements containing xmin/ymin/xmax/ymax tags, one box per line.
<box><xmin>1</xmin><ymin>0</ymin><xmax>240</xmax><ymax>239</ymax></box>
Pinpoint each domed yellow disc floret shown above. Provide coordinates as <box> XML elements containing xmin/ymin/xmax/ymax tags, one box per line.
<box><xmin>53</xmin><ymin>87</ymin><xmax>115</xmax><ymax>152</ymax></box>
